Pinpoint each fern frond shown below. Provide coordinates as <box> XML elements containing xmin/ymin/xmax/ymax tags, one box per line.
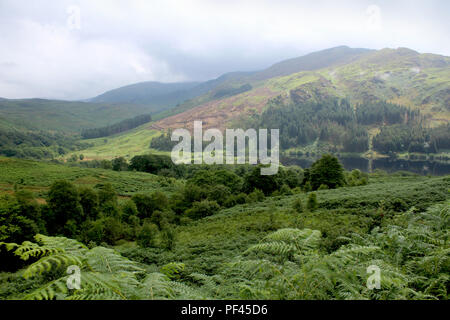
<box><xmin>263</xmin><ymin>228</ymin><xmax>322</xmax><ymax>250</ymax></box>
<box><xmin>85</xmin><ymin>247</ymin><xmax>143</xmax><ymax>274</ymax></box>
<box><xmin>245</xmin><ymin>241</ymin><xmax>296</xmax><ymax>258</ymax></box>
<box><xmin>23</xmin><ymin>253</ymin><xmax>83</xmax><ymax>278</ymax></box>
<box><xmin>34</xmin><ymin>234</ymin><xmax>88</xmax><ymax>256</ymax></box>
<box><xmin>139</xmin><ymin>272</ymin><xmax>173</xmax><ymax>299</ymax></box>
<box><xmin>0</xmin><ymin>241</ymin><xmax>19</xmax><ymax>252</ymax></box>
<box><xmin>23</xmin><ymin>275</ymin><xmax>70</xmax><ymax>300</ymax></box>
<box><xmin>160</xmin><ymin>262</ymin><xmax>185</xmax><ymax>280</ymax></box>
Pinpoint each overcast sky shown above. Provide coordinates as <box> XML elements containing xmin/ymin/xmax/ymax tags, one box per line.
<box><xmin>0</xmin><ymin>0</ymin><xmax>449</xmax><ymax>100</ymax></box>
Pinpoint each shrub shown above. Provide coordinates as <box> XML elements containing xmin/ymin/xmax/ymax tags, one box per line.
<box><xmin>292</xmin><ymin>187</ymin><xmax>303</xmax><ymax>194</ymax></box>
<box><xmin>243</xmin><ymin>165</ymin><xmax>281</xmax><ymax>195</ymax></box>
<box><xmin>186</xmin><ymin>200</ymin><xmax>220</xmax><ymax>219</ymax></box>
<box><xmin>101</xmin><ymin>217</ymin><xmax>127</xmax><ymax>244</ymax></box>
<box><xmin>293</xmin><ymin>198</ymin><xmax>304</xmax><ymax>213</ymax></box>
<box><xmin>121</xmin><ymin>200</ymin><xmax>138</xmax><ymax>223</ymax></box>
<box><xmin>386</xmin><ymin>198</ymin><xmax>408</xmax><ymax>212</ymax></box>
<box><xmin>183</xmin><ymin>184</ymin><xmax>208</xmax><ymax>204</ymax></box>
<box><xmin>78</xmin><ymin>187</ymin><xmax>99</xmax><ymax>220</ymax></box>
<box><xmin>97</xmin><ymin>183</ymin><xmax>118</xmax><ymax>206</ymax></box>
<box><xmin>112</xmin><ymin>157</ymin><xmax>128</xmax><ymax>171</ymax></box>
<box><xmin>207</xmin><ymin>184</ymin><xmax>232</xmax><ymax>206</ymax></box>
<box><xmin>131</xmin><ymin>194</ymin><xmax>153</xmax><ymax>219</ymax></box>
<box><xmin>307</xmin><ymin>193</ymin><xmax>318</xmax><ymax>212</ymax></box>
<box><xmin>280</xmin><ymin>184</ymin><xmax>293</xmax><ymax>195</ymax></box>
<box><xmin>136</xmin><ymin>222</ymin><xmax>159</xmax><ymax>248</ymax></box>
<box><xmin>303</xmin><ymin>181</ymin><xmax>312</xmax><ymax>192</ymax></box>
<box><xmin>179</xmin><ymin>217</ymin><xmax>193</xmax><ymax>226</ymax></box>
<box><xmin>132</xmin><ymin>192</ymin><xmax>169</xmax><ymax>219</ymax></box>
<box><xmin>246</xmin><ymin>189</ymin><xmax>265</xmax><ymax>203</ymax></box>
<box><xmin>188</xmin><ymin>170</ymin><xmax>243</xmax><ymax>194</ymax></box>
<box><xmin>151</xmin><ymin>210</ymin><xmax>175</xmax><ymax>229</ymax></box>
<box><xmin>346</xmin><ymin>169</ymin><xmax>369</xmax><ymax>186</ymax></box>
<box><xmin>161</xmin><ymin>226</ymin><xmax>176</xmax><ymax>250</ymax></box>
<box><xmin>235</xmin><ymin>193</ymin><xmax>248</xmax><ymax>205</ymax></box>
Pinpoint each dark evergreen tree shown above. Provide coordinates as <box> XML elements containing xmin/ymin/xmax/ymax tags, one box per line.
<box><xmin>307</xmin><ymin>154</ymin><xmax>345</xmax><ymax>190</ymax></box>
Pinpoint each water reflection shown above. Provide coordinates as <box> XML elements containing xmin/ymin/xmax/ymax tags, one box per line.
<box><xmin>281</xmin><ymin>156</ymin><xmax>450</xmax><ymax>176</ymax></box>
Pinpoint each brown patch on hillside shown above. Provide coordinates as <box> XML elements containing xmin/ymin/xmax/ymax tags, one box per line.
<box><xmin>151</xmin><ymin>87</ymin><xmax>279</xmax><ymax>132</ymax></box>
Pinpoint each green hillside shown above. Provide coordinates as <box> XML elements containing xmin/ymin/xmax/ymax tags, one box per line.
<box><xmin>156</xmin><ymin>47</ymin><xmax>450</xmax><ymax>128</ymax></box>
<box><xmin>73</xmin><ymin>47</ymin><xmax>449</xmax><ymax>161</ymax></box>
<box><xmin>0</xmin><ymin>157</ymin><xmax>180</xmax><ymax>199</ymax></box>
<box><xmin>1</xmin><ymin>47</ymin><xmax>448</xmax><ymax>162</ymax></box>
<box><xmin>90</xmin><ymin>81</ymin><xmax>200</xmax><ymax>105</ymax></box>
<box><xmin>0</xmin><ymin>99</ymin><xmax>151</xmax><ymax>133</ymax></box>
<box><xmin>89</xmin><ymin>72</ymin><xmax>256</xmax><ymax>116</ymax></box>
<box><xmin>153</xmin><ymin>46</ymin><xmax>373</xmax><ymax>120</ymax></box>
<box><xmin>72</xmin><ymin>125</ymin><xmax>165</xmax><ymax>160</ymax></box>
<box><xmin>250</xmin><ymin>45</ymin><xmax>373</xmax><ymax>81</ymax></box>
<box><xmin>0</xmin><ymin>154</ymin><xmax>448</xmax><ymax>300</ymax></box>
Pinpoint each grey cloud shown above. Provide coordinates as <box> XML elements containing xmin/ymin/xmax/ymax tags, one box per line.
<box><xmin>0</xmin><ymin>0</ymin><xmax>448</xmax><ymax>100</ymax></box>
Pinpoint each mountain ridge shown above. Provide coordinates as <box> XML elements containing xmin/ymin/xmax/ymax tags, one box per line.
<box><xmin>151</xmin><ymin>47</ymin><xmax>450</xmax><ymax>131</ymax></box>
<box><xmin>87</xmin><ymin>46</ymin><xmax>373</xmax><ymax>110</ymax></box>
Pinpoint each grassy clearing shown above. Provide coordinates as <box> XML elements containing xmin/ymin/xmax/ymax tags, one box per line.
<box><xmin>65</xmin><ymin>125</ymin><xmax>169</xmax><ymax>160</ymax></box>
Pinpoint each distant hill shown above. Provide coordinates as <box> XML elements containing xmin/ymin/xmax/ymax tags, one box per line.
<box><xmin>88</xmin><ymin>72</ymin><xmax>256</xmax><ymax>111</ymax></box>
<box><xmin>153</xmin><ymin>47</ymin><xmax>450</xmax><ymax>131</ymax></box>
<box><xmin>250</xmin><ymin>46</ymin><xmax>373</xmax><ymax>81</ymax></box>
<box><xmin>152</xmin><ymin>46</ymin><xmax>375</xmax><ymax>120</ymax></box>
<box><xmin>1</xmin><ymin>46</ymin><xmax>449</xmax><ymax>161</ymax></box>
<box><xmin>0</xmin><ymin>98</ymin><xmax>152</xmax><ymax>133</ymax></box>
<box><xmin>89</xmin><ymin>81</ymin><xmax>200</xmax><ymax>105</ymax></box>
<box><xmin>87</xmin><ymin>47</ymin><xmax>370</xmax><ymax>115</ymax></box>
<box><xmin>62</xmin><ymin>46</ymin><xmax>450</xmax><ymax>161</ymax></box>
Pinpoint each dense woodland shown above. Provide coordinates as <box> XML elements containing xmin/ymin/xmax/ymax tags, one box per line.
<box><xmin>373</xmin><ymin>123</ymin><xmax>450</xmax><ymax>154</ymax></box>
<box><xmin>256</xmin><ymin>98</ymin><xmax>422</xmax><ymax>153</ymax></box>
<box><xmin>0</xmin><ymin>129</ymin><xmax>90</xmax><ymax>159</ymax></box>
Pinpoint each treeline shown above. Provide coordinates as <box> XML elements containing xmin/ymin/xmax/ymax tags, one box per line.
<box><xmin>355</xmin><ymin>101</ymin><xmax>417</xmax><ymax>125</ymax></box>
<box><xmin>150</xmin><ymin>130</ymin><xmax>177</xmax><ymax>151</ymax></box>
<box><xmin>373</xmin><ymin>123</ymin><xmax>450</xmax><ymax>154</ymax></box>
<box><xmin>79</xmin><ymin>153</ymin><xmax>367</xmax><ymax>207</ymax></box>
<box><xmin>0</xmin><ymin>128</ymin><xmax>89</xmax><ymax>160</ymax></box>
<box><xmin>252</xmin><ymin>97</ymin><xmax>416</xmax><ymax>152</ymax></box>
<box><xmin>81</xmin><ymin>114</ymin><xmax>152</xmax><ymax>139</ymax></box>
<box><xmin>0</xmin><ymin>182</ymin><xmax>177</xmax><ymax>252</ymax></box>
